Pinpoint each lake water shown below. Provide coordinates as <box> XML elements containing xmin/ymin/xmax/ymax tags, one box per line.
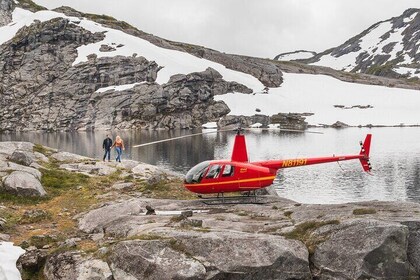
<box><xmin>1</xmin><ymin>127</ymin><xmax>420</xmax><ymax>204</ymax></box>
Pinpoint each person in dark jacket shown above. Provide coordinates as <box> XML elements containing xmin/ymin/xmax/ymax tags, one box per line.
<box><xmin>102</xmin><ymin>134</ymin><xmax>113</xmax><ymax>161</ymax></box>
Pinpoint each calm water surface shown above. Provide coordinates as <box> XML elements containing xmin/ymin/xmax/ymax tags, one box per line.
<box><xmin>1</xmin><ymin>128</ymin><xmax>419</xmax><ymax>204</ymax></box>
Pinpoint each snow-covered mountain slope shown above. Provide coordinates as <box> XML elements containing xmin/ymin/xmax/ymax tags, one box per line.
<box><xmin>1</xmin><ymin>8</ymin><xmax>262</xmax><ymax>86</ymax></box>
<box><xmin>303</xmin><ymin>9</ymin><xmax>420</xmax><ymax>79</ymax></box>
<box><xmin>215</xmin><ymin>72</ymin><xmax>420</xmax><ymax>127</ymax></box>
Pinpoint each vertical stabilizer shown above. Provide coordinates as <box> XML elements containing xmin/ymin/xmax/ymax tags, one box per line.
<box><xmin>359</xmin><ymin>134</ymin><xmax>372</xmax><ymax>172</ymax></box>
<box><xmin>231</xmin><ymin>134</ymin><xmax>249</xmax><ymax>162</ymax></box>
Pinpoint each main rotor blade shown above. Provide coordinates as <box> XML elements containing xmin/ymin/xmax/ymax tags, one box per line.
<box><xmin>132</xmin><ymin>128</ymin><xmax>237</xmax><ymax>148</ymax></box>
<box><xmin>279</xmin><ymin>128</ymin><xmax>323</xmax><ymax>134</ymax></box>
<box><xmin>133</xmin><ymin>126</ymin><xmax>323</xmax><ymax>148</ymax></box>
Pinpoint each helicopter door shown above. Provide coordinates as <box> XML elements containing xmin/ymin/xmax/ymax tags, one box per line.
<box><xmin>222</xmin><ymin>164</ymin><xmax>234</xmax><ymax>177</ymax></box>
<box><xmin>205</xmin><ymin>165</ymin><xmax>222</xmax><ymax>179</ymax></box>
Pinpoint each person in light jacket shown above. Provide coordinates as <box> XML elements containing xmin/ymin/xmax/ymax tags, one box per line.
<box><xmin>112</xmin><ymin>135</ymin><xmax>125</xmax><ymax>162</ymax></box>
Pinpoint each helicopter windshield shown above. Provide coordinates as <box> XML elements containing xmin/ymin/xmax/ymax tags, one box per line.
<box><xmin>185</xmin><ymin>161</ymin><xmax>211</xmax><ymax>184</ymax></box>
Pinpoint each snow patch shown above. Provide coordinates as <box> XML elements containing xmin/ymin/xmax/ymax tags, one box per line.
<box><xmin>0</xmin><ymin>242</ymin><xmax>25</xmax><ymax>280</ymax></box>
<box><xmin>250</xmin><ymin>123</ymin><xmax>263</xmax><ymax>128</ymax></box>
<box><xmin>202</xmin><ymin>122</ymin><xmax>218</xmax><ymax>129</ymax></box>
<box><xmin>393</xmin><ymin>66</ymin><xmax>420</xmax><ymax>78</ymax></box>
<box><xmin>95</xmin><ymin>82</ymin><xmax>146</xmax><ymax>93</ymax></box>
<box><xmin>267</xmin><ymin>123</ymin><xmax>281</xmax><ymax>129</ymax></box>
<box><xmin>404</xmin><ymin>12</ymin><xmax>418</xmax><ymax>23</ymax></box>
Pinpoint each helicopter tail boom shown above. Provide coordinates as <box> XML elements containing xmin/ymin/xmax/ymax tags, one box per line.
<box><xmin>254</xmin><ymin>134</ymin><xmax>372</xmax><ymax>172</ymax></box>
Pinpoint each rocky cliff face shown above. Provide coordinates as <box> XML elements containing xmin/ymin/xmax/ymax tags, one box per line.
<box><xmin>0</xmin><ymin>4</ymin><xmax>286</xmax><ymax>131</ymax></box>
<box><xmin>0</xmin><ymin>14</ymin><xmax>241</xmax><ymax>131</ymax></box>
<box><xmin>0</xmin><ymin>0</ymin><xmax>13</xmax><ymax>27</ymax></box>
<box><xmin>52</xmin><ymin>6</ymin><xmax>284</xmax><ymax>89</ymax></box>
<box><xmin>299</xmin><ymin>9</ymin><xmax>420</xmax><ymax>79</ymax></box>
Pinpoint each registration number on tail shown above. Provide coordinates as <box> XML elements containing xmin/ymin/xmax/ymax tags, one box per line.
<box><xmin>282</xmin><ymin>159</ymin><xmax>307</xmax><ymax>167</ymax></box>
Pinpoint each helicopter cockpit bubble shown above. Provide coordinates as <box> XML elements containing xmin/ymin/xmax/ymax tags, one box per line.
<box><xmin>185</xmin><ymin>160</ymin><xmax>211</xmax><ymax>184</ymax></box>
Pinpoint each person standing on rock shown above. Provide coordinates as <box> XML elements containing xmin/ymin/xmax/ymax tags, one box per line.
<box><xmin>102</xmin><ymin>134</ymin><xmax>113</xmax><ymax>162</ymax></box>
<box><xmin>112</xmin><ymin>135</ymin><xmax>125</xmax><ymax>162</ymax></box>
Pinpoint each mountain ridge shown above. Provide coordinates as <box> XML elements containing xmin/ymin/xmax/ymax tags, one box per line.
<box><xmin>277</xmin><ymin>8</ymin><xmax>420</xmax><ymax>81</ymax></box>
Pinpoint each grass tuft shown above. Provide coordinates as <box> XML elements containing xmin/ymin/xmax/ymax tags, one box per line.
<box><xmin>283</xmin><ymin>220</ymin><xmax>340</xmax><ymax>254</ymax></box>
<box><xmin>284</xmin><ymin>211</ymin><xmax>293</xmax><ymax>218</ymax></box>
<box><xmin>353</xmin><ymin>208</ymin><xmax>377</xmax><ymax>215</ymax></box>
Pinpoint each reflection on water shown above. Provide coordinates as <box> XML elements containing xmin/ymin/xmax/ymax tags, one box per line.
<box><xmin>1</xmin><ymin>128</ymin><xmax>420</xmax><ymax>204</ymax></box>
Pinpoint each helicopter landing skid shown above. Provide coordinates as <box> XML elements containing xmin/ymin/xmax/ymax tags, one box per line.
<box><xmin>199</xmin><ymin>192</ymin><xmax>266</xmax><ymax>205</ymax></box>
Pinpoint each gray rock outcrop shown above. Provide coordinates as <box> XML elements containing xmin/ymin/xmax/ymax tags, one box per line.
<box><xmin>109</xmin><ymin>240</ymin><xmax>207</xmax><ymax>280</ymax></box>
<box><xmin>43</xmin><ymin>251</ymin><xmax>112</xmax><ymax>280</ymax></box>
<box><xmin>0</xmin><ymin>141</ymin><xmax>47</xmax><ymax>196</ymax></box>
<box><xmin>311</xmin><ymin>219</ymin><xmax>417</xmax><ymax>279</ymax></box>
<box><xmin>17</xmin><ymin>248</ymin><xmax>49</xmax><ymax>277</ymax></box>
<box><xmin>107</xmin><ymin>230</ymin><xmax>311</xmax><ymax>280</ymax></box>
<box><xmin>0</xmin><ymin>0</ymin><xmax>13</xmax><ymax>27</ymax></box>
<box><xmin>10</xmin><ymin>150</ymin><xmax>35</xmax><ymax>166</ymax></box>
<box><xmin>404</xmin><ymin>221</ymin><xmax>420</xmax><ymax>275</ymax></box>
<box><xmin>218</xmin><ymin>112</ymin><xmax>309</xmax><ymax>130</ymax></box>
<box><xmin>2</xmin><ymin>171</ymin><xmax>46</xmax><ymax>196</ymax></box>
<box><xmin>0</xmin><ymin>142</ymin><xmax>34</xmax><ymax>158</ymax></box>
<box><xmin>50</xmin><ymin>152</ymin><xmax>91</xmax><ymax>162</ymax></box>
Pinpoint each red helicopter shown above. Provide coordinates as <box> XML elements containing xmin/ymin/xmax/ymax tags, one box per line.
<box><xmin>134</xmin><ymin>129</ymin><xmax>372</xmax><ymax>196</ymax></box>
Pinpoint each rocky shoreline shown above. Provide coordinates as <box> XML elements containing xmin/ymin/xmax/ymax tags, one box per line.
<box><xmin>0</xmin><ymin>141</ymin><xmax>420</xmax><ymax>279</ymax></box>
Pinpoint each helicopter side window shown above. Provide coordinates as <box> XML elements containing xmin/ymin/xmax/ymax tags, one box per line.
<box><xmin>222</xmin><ymin>165</ymin><xmax>234</xmax><ymax>177</ymax></box>
<box><xmin>205</xmin><ymin>165</ymin><xmax>221</xmax><ymax>179</ymax></box>
<box><xmin>185</xmin><ymin>161</ymin><xmax>211</xmax><ymax>184</ymax></box>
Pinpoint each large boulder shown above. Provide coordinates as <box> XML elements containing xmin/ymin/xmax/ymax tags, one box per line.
<box><xmin>108</xmin><ymin>231</ymin><xmax>311</xmax><ymax>279</ymax></box>
<box><xmin>403</xmin><ymin>221</ymin><xmax>420</xmax><ymax>275</ymax></box>
<box><xmin>10</xmin><ymin>150</ymin><xmax>35</xmax><ymax>166</ymax></box>
<box><xmin>109</xmin><ymin>240</ymin><xmax>206</xmax><ymax>280</ymax></box>
<box><xmin>311</xmin><ymin>219</ymin><xmax>417</xmax><ymax>279</ymax></box>
<box><xmin>43</xmin><ymin>251</ymin><xmax>112</xmax><ymax>280</ymax></box>
<box><xmin>17</xmin><ymin>248</ymin><xmax>49</xmax><ymax>277</ymax></box>
<box><xmin>132</xmin><ymin>163</ymin><xmax>181</xmax><ymax>181</ymax></box>
<box><xmin>0</xmin><ymin>142</ymin><xmax>34</xmax><ymax>157</ymax></box>
<box><xmin>77</xmin><ymin>259</ymin><xmax>113</xmax><ymax>280</ymax></box>
<box><xmin>2</xmin><ymin>171</ymin><xmax>46</xmax><ymax>197</ymax></box>
<box><xmin>59</xmin><ymin>162</ymin><xmax>117</xmax><ymax>176</ymax></box>
<box><xmin>51</xmin><ymin>152</ymin><xmax>91</xmax><ymax>162</ymax></box>
<box><xmin>4</xmin><ymin>162</ymin><xmax>42</xmax><ymax>180</ymax></box>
